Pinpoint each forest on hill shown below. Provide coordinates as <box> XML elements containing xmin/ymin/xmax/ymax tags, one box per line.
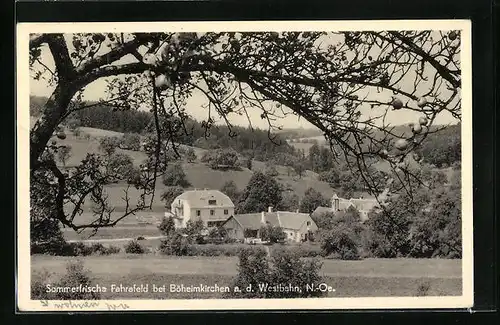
<box><xmin>30</xmin><ymin>95</ymin><xmax>461</xmax><ymax>169</ymax></box>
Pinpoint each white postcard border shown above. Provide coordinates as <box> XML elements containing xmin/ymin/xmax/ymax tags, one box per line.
<box><xmin>16</xmin><ymin>19</ymin><xmax>473</xmax><ymax>311</ymax></box>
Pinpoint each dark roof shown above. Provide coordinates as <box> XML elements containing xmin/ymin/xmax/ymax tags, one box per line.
<box><xmin>230</xmin><ymin>213</ymin><xmax>262</xmax><ymax>230</ymax></box>
<box><xmin>228</xmin><ymin>211</ymin><xmax>316</xmax><ymax>231</ymax></box>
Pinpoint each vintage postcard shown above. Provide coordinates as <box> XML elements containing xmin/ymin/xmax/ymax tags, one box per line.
<box><xmin>17</xmin><ymin>20</ymin><xmax>473</xmax><ymax>311</ymax></box>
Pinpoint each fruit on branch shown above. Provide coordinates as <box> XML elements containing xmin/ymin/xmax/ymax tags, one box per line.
<box><xmin>155</xmin><ymin>74</ymin><xmax>172</xmax><ymax>89</ymax></box>
<box><xmin>448</xmin><ymin>31</ymin><xmax>458</xmax><ymax>41</ymax></box>
<box><xmin>417</xmin><ymin>97</ymin><xmax>428</xmax><ymax>108</ymax></box>
<box><xmin>392</xmin><ymin>98</ymin><xmax>403</xmax><ymax>110</ymax></box>
<box><xmin>380</xmin><ymin>149</ymin><xmax>389</xmax><ymax>158</ymax></box>
<box><xmin>394</xmin><ymin>139</ymin><xmax>409</xmax><ymax>151</ymax></box>
<box><xmin>412</xmin><ymin>123</ymin><xmax>422</xmax><ymax>134</ymax></box>
<box><xmin>143</xmin><ymin>53</ymin><xmax>159</xmax><ymax>66</ymax></box>
<box><xmin>56</xmin><ymin>131</ymin><xmax>66</xmax><ymax>140</ymax></box>
<box><xmin>418</xmin><ymin>116</ymin><xmax>428</xmax><ymax>126</ymax></box>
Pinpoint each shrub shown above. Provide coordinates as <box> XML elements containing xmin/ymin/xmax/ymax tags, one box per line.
<box><xmin>272</xmin><ymin>244</ymin><xmax>322</xmax><ymax>258</ymax></box>
<box><xmin>136</xmin><ymin>236</ymin><xmax>145</xmax><ymax>241</ymax></box>
<box><xmin>158</xmin><ymin>216</ymin><xmax>176</xmax><ymax>236</ymax></box>
<box><xmin>120</xmin><ymin>133</ymin><xmax>141</xmax><ymax>151</ymax></box>
<box><xmin>162</xmin><ymin>163</ymin><xmax>191</xmax><ymax>187</ymax></box>
<box><xmin>106</xmin><ymin>245</ymin><xmax>121</xmax><ymax>254</ymax></box>
<box><xmin>190</xmin><ymin>244</ymin><xmax>261</xmax><ymax>257</ymax></box>
<box><xmin>124</xmin><ymin>240</ymin><xmax>145</xmax><ymax>254</ymax></box>
<box><xmin>259</xmin><ymin>224</ymin><xmax>286</xmax><ymax>243</ymax></box>
<box><xmin>54</xmin><ymin>260</ymin><xmax>101</xmax><ymax>300</ymax></box>
<box><xmin>32</xmin><ymin>260</ymin><xmax>101</xmax><ymax>300</ymax></box>
<box><xmin>99</xmin><ymin>136</ymin><xmax>121</xmax><ymax>156</ymax></box>
<box><xmin>71</xmin><ymin>242</ymin><xmax>94</xmax><ymax>256</ymax></box>
<box><xmin>159</xmin><ymin>233</ymin><xmax>193</xmax><ymax>256</ymax></box>
<box><xmin>228</xmin><ymin>248</ymin><xmax>324</xmax><ymax>298</ymax></box>
<box><xmin>320</xmin><ymin>225</ymin><xmax>361</xmax><ymax>260</ymax></box>
<box><xmin>31</xmin><ymin>269</ymin><xmax>55</xmax><ymax>300</ymax></box>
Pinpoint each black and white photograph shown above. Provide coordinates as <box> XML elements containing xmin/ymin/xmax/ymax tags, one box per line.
<box><xmin>17</xmin><ymin>20</ymin><xmax>473</xmax><ymax>311</ymax></box>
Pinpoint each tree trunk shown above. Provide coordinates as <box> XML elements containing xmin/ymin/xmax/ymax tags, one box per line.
<box><xmin>30</xmin><ymin>84</ymin><xmax>75</xmax><ymax>169</ymax></box>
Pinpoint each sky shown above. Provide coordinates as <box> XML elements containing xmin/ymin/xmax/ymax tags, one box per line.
<box><xmin>29</xmin><ymin>32</ymin><xmax>461</xmax><ymax>131</ymax></box>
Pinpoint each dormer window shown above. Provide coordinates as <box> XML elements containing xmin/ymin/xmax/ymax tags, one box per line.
<box><xmin>208</xmin><ymin>199</ymin><xmax>217</xmax><ymax>205</ymax></box>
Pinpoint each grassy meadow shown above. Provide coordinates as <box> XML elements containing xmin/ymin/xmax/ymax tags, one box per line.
<box><xmin>54</xmin><ymin>126</ymin><xmax>340</xmax><ymax>218</ymax></box>
<box><xmin>31</xmin><ymin>255</ymin><xmax>462</xmax><ymax>299</ymax></box>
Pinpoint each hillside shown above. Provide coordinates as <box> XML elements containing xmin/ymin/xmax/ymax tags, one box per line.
<box><xmin>53</xmin><ymin>126</ymin><xmax>337</xmax><ymax>215</ymax></box>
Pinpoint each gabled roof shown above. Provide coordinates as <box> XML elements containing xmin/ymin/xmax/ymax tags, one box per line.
<box><xmin>228</xmin><ymin>213</ymin><xmax>262</xmax><ymax>230</ymax></box>
<box><xmin>174</xmin><ymin>189</ymin><xmax>234</xmax><ymax>209</ymax></box>
<box><xmin>338</xmin><ymin>199</ymin><xmax>355</xmax><ymax>211</ymax></box>
<box><xmin>277</xmin><ymin>211</ymin><xmax>312</xmax><ymax>230</ymax></box>
<box><xmin>349</xmin><ymin>199</ymin><xmax>378</xmax><ymax>212</ymax></box>
<box><xmin>227</xmin><ymin>211</ymin><xmax>315</xmax><ymax>231</ymax></box>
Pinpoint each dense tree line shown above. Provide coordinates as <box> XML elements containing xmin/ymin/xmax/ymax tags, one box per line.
<box><xmin>415</xmin><ymin>124</ymin><xmax>461</xmax><ymax>168</ymax></box>
<box><xmin>31</xmin><ymin>95</ymin><xmax>300</xmax><ymax>164</ymax></box>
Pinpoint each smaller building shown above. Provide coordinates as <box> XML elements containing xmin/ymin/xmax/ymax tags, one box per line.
<box><xmin>222</xmin><ymin>207</ymin><xmax>318</xmax><ymax>243</ymax></box>
<box><xmin>171</xmin><ymin>189</ymin><xmax>235</xmax><ymax>228</ymax></box>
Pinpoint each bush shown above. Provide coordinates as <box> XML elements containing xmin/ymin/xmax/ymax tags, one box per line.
<box><xmin>31</xmin><ymin>269</ymin><xmax>55</xmax><ymax>300</ymax></box>
<box><xmin>228</xmin><ymin>248</ymin><xmax>324</xmax><ymax>298</ymax></box>
<box><xmin>120</xmin><ymin>133</ymin><xmax>141</xmax><ymax>151</ymax></box>
<box><xmin>191</xmin><ymin>244</ymin><xmax>262</xmax><ymax>257</ymax></box>
<box><xmin>124</xmin><ymin>240</ymin><xmax>145</xmax><ymax>254</ymax></box>
<box><xmin>272</xmin><ymin>244</ymin><xmax>322</xmax><ymax>258</ymax></box>
<box><xmin>321</xmin><ymin>225</ymin><xmax>361</xmax><ymax>260</ymax></box>
<box><xmin>159</xmin><ymin>233</ymin><xmax>193</xmax><ymax>256</ymax></box>
<box><xmin>87</xmin><ymin>243</ymin><xmax>120</xmax><ymax>255</ymax></box>
<box><xmin>32</xmin><ymin>260</ymin><xmax>101</xmax><ymax>300</ymax></box>
<box><xmin>259</xmin><ymin>225</ymin><xmax>286</xmax><ymax>243</ymax></box>
<box><xmin>158</xmin><ymin>216</ymin><xmax>176</xmax><ymax>236</ymax></box>
<box><xmin>71</xmin><ymin>242</ymin><xmax>95</xmax><ymax>256</ymax></box>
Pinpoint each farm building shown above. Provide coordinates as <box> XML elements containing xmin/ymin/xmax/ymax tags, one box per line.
<box><xmin>313</xmin><ymin>186</ymin><xmax>392</xmax><ymax>222</ymax></box>
<box><xmin>171</xmin><ymin>189</ymin><xmax>235</xmax><ymax>228</ymax></box>
<box><xmin>222</xmin><ymin>207</ymin><xmax>318</xmax><ymax>243</ymax></box>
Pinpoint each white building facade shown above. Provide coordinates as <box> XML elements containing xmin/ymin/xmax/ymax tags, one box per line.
<box><xmin>171</xmin><ymin>189</ymin><xmax>235</xmax><ymax>228</ymax></box>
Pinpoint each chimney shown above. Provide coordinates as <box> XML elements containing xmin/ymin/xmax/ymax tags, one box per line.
<box><xmin>261</xmin><ymin>211</ymin><xmax>266</xmax><ymax>223</ymax></box>
<box><xmin>268</xmin><ymin>206</ymin><xmax>273</xmax><ymax>213</ymax></box>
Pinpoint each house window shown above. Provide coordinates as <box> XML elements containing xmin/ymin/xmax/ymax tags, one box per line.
<box><xmin>208</xmin><ymin>199</ymin><xmax>217</xmax><ymax>205</ymax></box>
<box><xmin>306</xmin><ymin>221</ymin><xmax>311</xmax><ymax>226</ymax></box>
<box><xmin>196</xmin><ymin>210</ymin><xmax>201</xmax><ymax>216</ymax></box>
<box><xmin>210</xmin><ymin>210</ymin><xmax>215</xmax><ymax>216</ymax></box>
<box><xmin>224</xmin><ymin>209</ymin><xmax>229</xmax><ymax>215</ymax></box>
<box><xmin>207</xmin><ymin>221</ymin><xmax>215</xmax><ymax>227</ymax></box>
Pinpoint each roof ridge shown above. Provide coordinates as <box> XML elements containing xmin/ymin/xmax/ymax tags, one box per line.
<box><xmin>276</xmin><ymin>211</ymin><xmax>282</xmax><ymax>227</ymax></box>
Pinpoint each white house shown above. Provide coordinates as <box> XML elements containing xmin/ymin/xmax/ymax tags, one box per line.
<box><xmin>222</xmin><ymin>207</ymin><xmax>318</xmax><ymax>243</ymax></box>
<box><xmin>313</xmin><ymin>182</ymin><xmax>392</xmax><ymax>222</ymax></box>
<box><xmin>171</xmin><ymin>189</ymin><xmax>235</xmax><ymax>228</ymax></box>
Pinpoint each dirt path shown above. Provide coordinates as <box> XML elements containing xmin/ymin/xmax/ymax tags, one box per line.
<box><xmin>66</xmin><ymin>235</ymin><xmax>168</xmax><ymax>244</ymax></box>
